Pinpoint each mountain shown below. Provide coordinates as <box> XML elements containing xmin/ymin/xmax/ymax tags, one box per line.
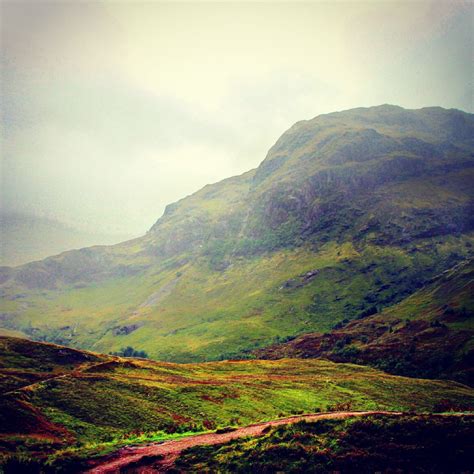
<box><xmin>0</xmin><ymin>213</ymin><xmax>133</xmax><ymax>267</ymax></box>
<box><xmin>1</xmin><ymin>336</ymin><xmax>473</xmax><ymax>470</ymax></box>
<box><xmin>256</xmin><ymin>259</ymin><xmax>474</xmax><ymax>385</ymax></box>
<box><xmin>0</xmin><ymin>105</ymin><xmax>473</xmax><ymax>362</ymax></box>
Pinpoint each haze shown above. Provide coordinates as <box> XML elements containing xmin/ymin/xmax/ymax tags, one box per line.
<box><xmin>1</xmin><ymin>1</ymin><xmax>472</xmax><ymax>240</ymax></box>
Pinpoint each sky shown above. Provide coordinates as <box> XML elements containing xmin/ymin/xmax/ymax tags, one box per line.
<box><xmin>1</xmin><ymin>0</ymin><xmax>472</xmax><ymax>237</ymax></box>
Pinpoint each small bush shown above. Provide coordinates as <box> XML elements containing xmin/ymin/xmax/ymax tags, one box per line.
<box><xmin>215</xmin><ymin>427</ymin><xmax>237</xmax><ymax>434</ymax></box>
<box><xmin>110</xmin><ymin>346</ymin><xmax>149</xmax><ymax>358</ymax></box>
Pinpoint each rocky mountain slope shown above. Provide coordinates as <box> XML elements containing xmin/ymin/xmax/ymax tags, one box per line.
<box><xmin>0</xmin><ymin>105</ymin><xmax>473</xmax><ymax>362</ymax></box>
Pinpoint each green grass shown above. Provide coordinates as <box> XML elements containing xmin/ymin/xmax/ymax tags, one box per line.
<box><xmin>1</xmin><ymin>336</ymin><xmax>473</xmax><ymax>469</ymax></box>
<box><xmin>258</xmin><ymin>258</ymin><xmax>474</xmax><ymax>384</ymax></box>
<box><xmin>1</xmin><ymin>234</ymin><xmax>472</xmax><ymax>363</ymax></box>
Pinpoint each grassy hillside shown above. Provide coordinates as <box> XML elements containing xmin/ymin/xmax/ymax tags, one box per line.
<box><xmin>0</xmin><ymin>105</ymin><xmax>473</xmax><ymax>362</ymax></box>
<box><xmin>257</xmin><ymin>259</ymin><xmax>474</xmax><ymax>385</ymax></box>
<box><xmin>1</xmin><ymin>336</ymin><xmax>473</xmax><ymax>470</ymax></box>
<box><xmin>175</xmin><ymin>414</ymin><xmax>474</xmax><ymax>473</ymax></box>
<box><xmin>1</xmin><ymin>239</ymin><xmax>472</xmax><ymax>363</ymax></box>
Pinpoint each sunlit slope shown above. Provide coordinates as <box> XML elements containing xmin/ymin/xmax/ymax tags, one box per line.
<box><xmin>1</xmin><ymin>336</ymin><xmax>473</xmax><ymax>466</ymax></box>
<box><xmin>0</xmin><ymin>105</ymin><xmax>473</xmax><ymax>361</ymax></box>
<box><xmin>2</xmin><ymin>240</ymin><xmax>473</xmax><ymax>362</ymax></box>
<box><xmin>257</xmin><ymin>259</ymin><xmax>474</xmax><ymax>385</ymax></box>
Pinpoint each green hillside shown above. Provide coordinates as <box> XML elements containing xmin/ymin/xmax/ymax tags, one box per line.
<box><xmin>257</xmin><ymin>259</ymin><xmax>474</xmax><ymax>385</ymax></box>
<box><xmin>1</xmin><ymin>105</ymin><xmax>473</xmax><ymax>362</ymax></box>
<box><xmin>1</xmin><ymin>336</ymin><xmax>473</xmax><ymax>471</ymax></box>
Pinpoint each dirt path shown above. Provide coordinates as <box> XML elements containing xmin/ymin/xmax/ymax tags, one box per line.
<box><xmin>1</xmin><ymin>374</ymin><xmax>70</xmax><ymax>396</ymax></box>
<box><xmin>1</xmin><ymin>361</ymin><xmax>112</xmax><ymax>396</ymax></box>
<box><xmin>84</xmin><ymin>410</ymin><xmax>402</xmax><ymax>474</ymax></box>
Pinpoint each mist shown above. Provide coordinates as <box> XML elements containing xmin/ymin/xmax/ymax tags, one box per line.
<box><xmin>1</xmin><ymin>1</ymin><xmax>472</xmax><ymax>238</ymax></box>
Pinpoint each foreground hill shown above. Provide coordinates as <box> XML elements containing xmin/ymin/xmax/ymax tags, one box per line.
<box><xmin>0</xmin><ymin>336</ymin><xmax>473</xmax><ymax>471</ymax></box>
<box><xmin>1</xmin><ymin>105</ymin><xmax>473</xmax><ymax>362</ymax></box>
<box><xmin>175</xmin><ymin>414</ymin><xmax>474</xmax><ymax>473</ymax></box>
<box><xmin>257</xmin><ymin>259</ymin><xmax>474</xmax><ymax>385</ymax></box>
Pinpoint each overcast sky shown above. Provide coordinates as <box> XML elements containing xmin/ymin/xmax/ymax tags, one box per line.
<box><xmin>1</xmin><ymin>1</ymin><xmax>472</xmax><ymax>236</ymax></box>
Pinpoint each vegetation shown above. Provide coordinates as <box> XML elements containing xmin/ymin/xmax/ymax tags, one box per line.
<box><xmin>257</xmin><ymin>259</ymin><xmax>474</xmax><ymax>385</ymax></box>
<box><xmin>1</xmin><ymin>336</ymin><xmax>473</xmax><ymax>471</ymax></box>
<box><xmin>109</xmin><ymin>346</ymin><xmax>148</xmax><ymax>358</ymax></box>
<box><xmin>0</xmin><ymin>106</ymin><xmax>473</xmax><ymax>363</ymax></box>
<box><xmin>0</xmin><ymin>106</ymin><xmax>473</xmax><ymax>472</ymax></box>
<box><xmin>175</xmin><ymin>414</ymin><xmax>474</xmax><ymax>473</ymax></box>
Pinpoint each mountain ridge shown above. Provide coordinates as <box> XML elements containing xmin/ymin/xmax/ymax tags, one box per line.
<box><xmin>0</xmin><ymin>105</ymin><xmax>473</xmax><ymax>363</ymax></box>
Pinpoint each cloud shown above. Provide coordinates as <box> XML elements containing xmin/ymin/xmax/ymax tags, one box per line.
<box><xmin>1</xmin><ymin>1</ymin><xmax>472</xmax><ymax>236</ymax></box>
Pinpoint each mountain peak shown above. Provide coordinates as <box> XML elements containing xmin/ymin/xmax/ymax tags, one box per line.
<box><xmin>1</xmin><ymin>105</ymin><xmax>473</xmax><ymax>364</ymax></box>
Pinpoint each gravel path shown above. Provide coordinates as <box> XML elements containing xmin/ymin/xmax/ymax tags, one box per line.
<box><xmin>84</xmin><ymin>410</ymin><xmax>403</xmax><ymax>473</ymax></box>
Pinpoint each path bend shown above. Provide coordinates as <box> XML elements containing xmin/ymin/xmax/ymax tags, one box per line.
<box><xmin>84</xmin><ymin>410</ymin><xmax>404</xmax><ymax>473</ymax></box>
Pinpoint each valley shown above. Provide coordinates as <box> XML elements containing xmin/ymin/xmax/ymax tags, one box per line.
<box><xmin>257</xmin><ymin>258</ymin><xmax>474</xmax><ymax>385</ymax></box>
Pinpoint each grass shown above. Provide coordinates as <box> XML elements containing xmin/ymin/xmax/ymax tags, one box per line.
<box><xmin>44</xmin><ymin>429</ymin><xmax>208</xmax><ymax>470</ymax></box>
<box><xmin>1</xmin><ymin>234</ymin><xmax>472</xmax><ymax>363</ymax></box>
<box><xmin>257</xmin><ymin>258</ymin><xmax>474</xmax><ymax>385</ymax></box>
<box><xmin>1</xmin><ymin>336</ymin><xmax>473</xmax><ymax>470</ymax></box>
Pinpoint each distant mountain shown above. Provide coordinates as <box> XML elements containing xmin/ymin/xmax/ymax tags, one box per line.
<box><xmin>0</xmin><ymin>105</ymin><xmax>473</xmax><ymax>363</ymax></box>
<box><xmin>0</xmin><ymin>213</ymin><xmax>134</xmax><ymax>266</ymax></box>
<box><xmin>256</xmin><ymin>259</ymin><xmax>474</xmax><ymax>385</ymax></box>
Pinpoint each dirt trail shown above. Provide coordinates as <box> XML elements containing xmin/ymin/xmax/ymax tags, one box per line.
<box><xmin>1</xmin><ymin>374</ymin><xmax>70</xmax><ymax>396</ymax></box>
<box><xmin>84</xmin><ymin>410</ymin><xmax>402</xmax><ymax>474</ymax></box>
<box><xmin>1</xmin><ymin>361</ymin><xmax>111</xmax><ymax>396</ymax></box>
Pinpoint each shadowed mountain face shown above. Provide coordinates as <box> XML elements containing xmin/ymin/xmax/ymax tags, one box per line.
<box><xmin>149</xmin><ymin>105</ymin><xmax>474</xmax><ymax>258</ymax></box>
<box><xmin>1</xmin><ymin>105</ymin><xmax>473</xmax><ymax>363</ymax></box>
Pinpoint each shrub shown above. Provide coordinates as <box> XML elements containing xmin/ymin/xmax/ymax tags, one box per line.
<box><xmin>332</xmin><ymin>319</ymin><xmax>350</xmax><ymax>330</ymax></box>
<box><xmin>356</xmin><ymin>306</ymin><xmax>378</xmax><ymax>319</ymax></box>
<box><xmin>0</xmin><ymin>455</ymin><xmax>43</xmax><ymax>474</ymax></box>
<box><xmin>215</xmin><ymin>427</ymin><xmax>237</xmax><ymax>434</ymax></box>
<box><xmin>110</xmin><ymin>346</ymin><xmax>149</xmax><ymax>358</ymax></box>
